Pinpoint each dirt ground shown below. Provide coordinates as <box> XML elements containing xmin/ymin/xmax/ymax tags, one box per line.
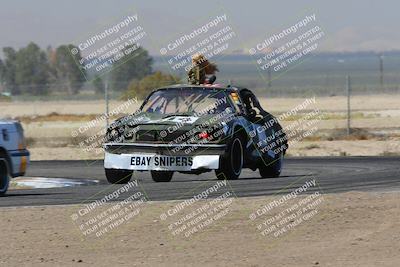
<box><xmin>1</xmin><ymin>191</ymin><xmax>399</xmax><ymax>266</ymax></box>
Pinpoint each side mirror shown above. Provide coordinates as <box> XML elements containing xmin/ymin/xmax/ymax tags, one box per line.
<box><xmin>247</xmin><ymin>108</ymin><xmax>256</xmax><ymax>119</ymax></box>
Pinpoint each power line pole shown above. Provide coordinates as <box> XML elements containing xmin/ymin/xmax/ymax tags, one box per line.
<box><xmin>346</xmin><ymin>75</ymin><xmax>351</xmax><ymax>135</ymax></box>
<box><xmin>105</xmin><ymin>76</ymin><xmax>109</xmax><ymax>129</ymax></box>
<box><xmin>379</xmin><ymin>54</ymin><xmax>384</xmax><ymax>90</ymax></box>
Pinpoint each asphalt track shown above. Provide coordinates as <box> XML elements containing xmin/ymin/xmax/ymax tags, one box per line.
<box><xmin>1</xmin><ymin>157</ymin><xmax>399</xmax><ymax>207</ymax></box>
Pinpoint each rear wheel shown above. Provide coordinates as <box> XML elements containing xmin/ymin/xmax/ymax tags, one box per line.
<box><xmin>215</xmin><ymin>136</ymin><xmax>243</xmax><ymax>180</ymax></box>
<box><xmin>0</xmin><ymin>158</ymin><xmax>10</xmax><ymax>196</ymax></box>
<box><xmin>105</xmin><ymin>169</ymin><xmax>132</xmax><ymax>184</ymax></box>
<box><xmin>259</xmin><ymin>153</ymin><xmax>283</xmax><ymax>178</ymax></box>
<box><xmin>151</xmin><ymin>171</ymin><xmax>173</xmax><ymax>182</ymax></box>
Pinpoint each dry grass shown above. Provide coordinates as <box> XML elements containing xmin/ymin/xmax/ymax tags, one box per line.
<box><xmin>16</xmin><ymin>112</ymin><xmax>127</xmax><ymax>124</ymax></box>
<box><xmin>282</xmin><ymin>112</ymin><xmax>380</xmax><ymax>121</ymax></box>
<box><xmin>17</xmin><ymin>113</ymin><xmax>98</xmax><ymax>123</ymax></box>
<box><xmin>304</xmin><ymin>144</ymin><xmax>320</xmax><ymax>149</ymax></box>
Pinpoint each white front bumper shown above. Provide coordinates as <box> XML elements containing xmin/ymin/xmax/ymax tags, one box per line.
<box><xmin>104</xmin><ymin>152</ymin><xmax>220</xmax><ymax>171</ymax></box>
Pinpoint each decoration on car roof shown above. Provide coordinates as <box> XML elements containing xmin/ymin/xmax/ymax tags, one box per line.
<box><xmin>230</xmin><ymin>92</ymin><xmax>241</xmax><ymax>104</ymax></box>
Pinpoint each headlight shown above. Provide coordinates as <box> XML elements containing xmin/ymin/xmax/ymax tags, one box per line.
<box><xmin>110</xmin><ymin>129</ymin><xmax>119</xmax><ymax>137</ymax></box>
<box><xmin>108</xmin><ymin>125</ymin><xmax>139</xmax><ymax>142</ymax></box>
<box><xmin>105</xmin><ymin>127</ymin><xmax>121</xmax><ymax>142</ymax></box>
<box><xmin>125</xmin><ymin>126</ymin><xmax>139</xmax><ymax>141</ymax></box>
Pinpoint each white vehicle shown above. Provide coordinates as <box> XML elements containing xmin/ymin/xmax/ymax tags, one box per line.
<box><xmin>0</xmin><ymin>120</ymin><xmax>30</xmax><ymax>195</ymax></box>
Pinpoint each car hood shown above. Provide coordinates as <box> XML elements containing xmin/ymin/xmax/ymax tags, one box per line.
<box><xmin>114</xmin><ymin>112</ymin><xmax>231</xmax><ymax>129</ymax></box>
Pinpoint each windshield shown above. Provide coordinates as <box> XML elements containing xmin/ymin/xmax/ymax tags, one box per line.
<box><xmin>141</xmin><ymin>88</ymin><xmax>235</xmax><ymax>115</ymax></box>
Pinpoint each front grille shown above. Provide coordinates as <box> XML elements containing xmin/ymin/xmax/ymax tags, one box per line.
<box><xmin>136</xmin><ymin>130</ymin><xmax>158</xmax><ymax>141</ymax></box>
<box><xmin>135</xmin><ymin>130</ymin><xmax>193</xmax><ymax>143</ymax></box>
<box><xmin>134</xmin><ymin>128</ymin><xmax>223</xmax><ymax>143</ymax></box>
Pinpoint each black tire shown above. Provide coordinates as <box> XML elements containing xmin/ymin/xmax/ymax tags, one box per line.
<box><xmin>215</xmin><ymin>136</ymin><xmax>243</xmax><ymax>180</ymax></box>
<box><xmin>105</xmin><ymin>169</ymin><xmax>132</xmax><ymax>184</ymax></box>
<box><xmin>259</xmin><ymin>153</ymin><xmax>283</xmax><ymax>178</ymax></box>
<box><xmin>151</xmin><ymin>171</ymin><xmax>173</xmax><ymax>182</ymax></box>
<box><xmin>0</xmin><ymin>158</ymin><xmax>10</xmax><ymax>196</ymax></box>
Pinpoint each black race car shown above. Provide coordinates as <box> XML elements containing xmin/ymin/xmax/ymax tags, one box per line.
<box><xmin>103</xmin><ymin>85</ymin><xmax>288</xmax><ymax>183</ymax></box>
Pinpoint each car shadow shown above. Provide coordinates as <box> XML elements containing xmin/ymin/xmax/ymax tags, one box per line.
<box><xmin>170</xmin><ymin>174</ymin><xmax>313</xmax><ymax>183</ymax></box>
<box><xmin>230</xmin><ymin>174</ymin><xmax>314</xmax><ymax>181</ymax></box>
<box><xmin>1</xmin><ymin>192</ymin><xmax>70</xmax><ymax>197</ymax></box>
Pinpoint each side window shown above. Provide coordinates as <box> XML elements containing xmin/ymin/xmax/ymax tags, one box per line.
<box><xmin>249</xmin><ymin>94</ymin><xmax>262</xmax><ymax>117</ymax></box>
<box><xmin>239</xmin><ymin>90</ymin><xmax>266</xmax><ymax>124</ymax></box>
<box><xmin>239</xmin><ymin>91</ymin><xmax>257</xmax><ymax>114</ymax></box>
<box><xmin>2</xmin><ymin>129</ymin><xmax>9</xmax><ymax>141</ymax></box>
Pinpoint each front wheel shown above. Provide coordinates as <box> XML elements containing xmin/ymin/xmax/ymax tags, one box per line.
<box><xmin>215</xmin><ymin>136</ymin><xmax>243</xmax><ymax>180</ymax></box>
<box><xmin>105</xmin><ymin>169</ymin><xmax>133</xmax><ymax>184</ymax></box>
<box><xmin>151</xmin><ymin>171</ymin><xmax>173</xmax><ymax>182</ymax></box>
<box><xmin>259</xmin><ymin>153</ymin><xmax>283</xmax><ymax>178</ymax></box>
<box><xmin>0</xmin><ymin>158</ymin><xmax>10</xmax><ymax>196</ymax></box>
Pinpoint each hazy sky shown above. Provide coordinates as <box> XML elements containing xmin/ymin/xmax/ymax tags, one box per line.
<box><xmin>1</xmin><ymin>0</ymin><xmax>399</xmax><ymax>55</ymax></box>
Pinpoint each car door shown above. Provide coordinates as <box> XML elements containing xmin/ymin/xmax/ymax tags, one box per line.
<box><xmin>238</xmin><ymin>89</ymin><xmax>280</xmax><ymax>160</ymax></box>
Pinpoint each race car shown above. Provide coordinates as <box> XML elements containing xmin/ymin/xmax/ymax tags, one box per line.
<box><xmin>103</xmin><ymin>85</ymin><xmax>288</xmax><ymax>183</ymax></box>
